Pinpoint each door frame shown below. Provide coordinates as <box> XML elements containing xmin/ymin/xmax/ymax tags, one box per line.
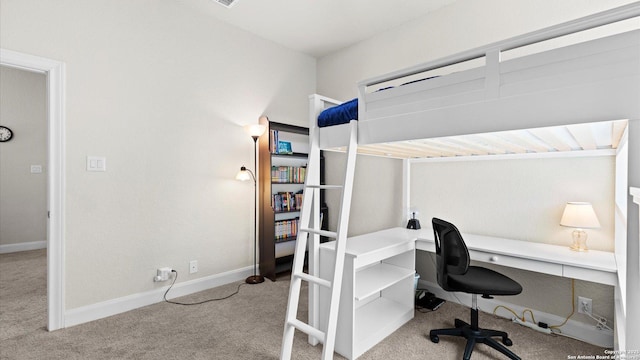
<box><xmin>1</xmin><ymin>48</ymin><xmax>65</xmax><ymax>331</ymax></box>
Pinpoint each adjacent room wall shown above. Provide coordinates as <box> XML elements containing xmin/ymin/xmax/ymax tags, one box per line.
<box><xmin>0</xmin><ymin>0</ymin><xmax>315</xmax><ymax>310</ymax></box>
<box><xmin>0</xmin><ymin>66</ymin><xmax>47</xmax><ymax>252</ymax></box>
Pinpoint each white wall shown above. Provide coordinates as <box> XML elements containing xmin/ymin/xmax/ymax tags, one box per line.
<box><xmin>411</xmin><ymin>155</ymin><xmax>615</xmax><ymax>250</ymax></box>
<box><xmin>0</xmin><ymin>66</ymin><xmax>47</xmax><ymax>250</ymax></box>
<box><xmin>0</xmin><ymin>0</ymin><xmax>315</xmax><ymax>310</ymax></box>
<box><xmin>323</xmin><ymin>151</ymin><xmax>404</xmax><ymax>236</ymax></box>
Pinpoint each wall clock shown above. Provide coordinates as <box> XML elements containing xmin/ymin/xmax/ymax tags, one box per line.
<box><xmin>0</xmin><ymin>126</ymin><xmax>13</xmax><ymax>142</ymax></box>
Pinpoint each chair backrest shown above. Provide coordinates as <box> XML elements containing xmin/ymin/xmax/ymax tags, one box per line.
<box><xmin>432</xmin><ymin>218</ymin><xmax>470</xmax><ymax>291</ymax></box>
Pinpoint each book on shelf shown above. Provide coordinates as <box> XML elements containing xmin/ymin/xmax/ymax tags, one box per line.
<box><xmin>272</xmin><ymin>190</ymin><xmax>304</xmax><ymax>212</ymax></box>
<box><xmin>274</xmin><ymin>218</ymin><xmax>299</xmax><ymax>242</ymax></box>
<box><xmin>269</xmin><ymin>129</ymin><xmax>300</xmax><ymax>155</ymax></box>
<box><xmin>270</xmin><ymin>129</ymin><xmax>279</xmax><ymax>154</ymax></box>
<box><xmin>277</xmin><ymin>141</ymin><xmax>293</xmax><ymax>154</ymax></box>
<box><xmin>271</xmin><ymin>165</ymin><xmax>306</xmax><ymax>183</ymax></box>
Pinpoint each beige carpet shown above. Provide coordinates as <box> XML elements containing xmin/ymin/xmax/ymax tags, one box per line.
<box><xmin>1</xmin><ymin>250</ymin><xmax>608</xmax><ymax>359</ymax></box>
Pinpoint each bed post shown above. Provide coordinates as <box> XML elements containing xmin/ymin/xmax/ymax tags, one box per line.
<box><xmin>307</xmin><ymin>94</ymin><xmax>322</xmax><ymax>346</ymax></box>
<box><xmin>402</xmin><ymin>159</ymin><xmax>411</xmax><ymax>226</ymax></box>
<box><xmin>623</xmin><ymin>119</ymin><xmax>640</xmax><ymax>349</ymax></box>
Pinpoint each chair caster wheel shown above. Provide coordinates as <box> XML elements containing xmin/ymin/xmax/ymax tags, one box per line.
<box><xmin>430</xmin><ymin>335</ymin><xmax>439</xmax><ymax>343</ymax></box>
<box><xmin>503</xmin><ymin>337</ymin><xmax>513</xmax><ymax>346</ymax></box>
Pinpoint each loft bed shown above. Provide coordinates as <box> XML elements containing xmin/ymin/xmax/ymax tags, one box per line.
<box><xmin>312</xmin><ymin>3</ymin><xmax>639</xmax><ymax>157</ymax></box>
<box><xmin>307</xmin><ymin>2</ymin><xmax>640</xmax><ymax>353</ymax></box>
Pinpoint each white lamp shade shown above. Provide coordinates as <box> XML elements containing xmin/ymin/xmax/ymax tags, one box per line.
<box><xmin>235</xmin><ymin>170</ymin><xmax>250</xmax><ymax>181</ymax></box>
<box><xmin>560</xmin><ymin>202</ymin><xmax>600</xmax><ymax>229</ymax></box>
<box><xmin>244</xmin><ymin>124</ymin><xmax>267</xmax><ymax>138</ymax></box>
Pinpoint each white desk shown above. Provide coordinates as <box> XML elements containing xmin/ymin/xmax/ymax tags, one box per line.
<box><xmin>313</xmin><ymin>227</ymin><xmax>617</xmax><ymax>359</ymax></box>
<box><xmin>410</xmin><ymin>227</ymin><xmax>617</xmax><ymax>286</ymax></box>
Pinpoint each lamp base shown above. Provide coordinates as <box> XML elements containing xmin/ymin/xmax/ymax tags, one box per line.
<box><xmin>407</xmin><ymin>219</ymin><xmax>421</xmax><ymax>230</ymax></box>
<box><xmin>570</xmin><ymin>244</ymin><xmax>589</xmax><ymax>252</ymax></box>
<box><xmin>569</xmin><ymin>229</ymin><xmax>589</xmax><ymax>252</ymax></box>
<box><xmin>245</xmin><ymin>275</ymin><xmax>265</xmax><ymax>284</ymax></box>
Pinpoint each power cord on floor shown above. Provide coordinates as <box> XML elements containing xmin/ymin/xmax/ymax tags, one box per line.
<box><xmin>585</xmin><ymin>311</ymin><xmax>612</xmax><ymax>331</ymax></box>
<box><xmin>549</xmin><ymin>278</ymin><xmax>575</xmax><ymax>333</ymax></box>
<box><xmin>163</xmin><ymin>270</ymin><xmax>246</xmax><ymax>305</ymax></box>
<box><xmin>493</xmin><ymin>305</ymin><xmax>538</xmax><ymax>324</ymax></box>
<box><xmin>415</xmin><ymin>288</ymin><xmax>438</xmax><ymax>313</ymax></box>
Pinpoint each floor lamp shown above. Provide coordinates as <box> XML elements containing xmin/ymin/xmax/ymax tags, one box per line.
<box><xmin>236</xmin><ymin>123</ymin><xmax>266</xmax><ymax>284</ymax></box>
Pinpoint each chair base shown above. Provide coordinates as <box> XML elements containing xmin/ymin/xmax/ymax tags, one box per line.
<box><xmin>430</xmin><ymin>310</ymin><xmax>520</xmax><ymax>360</ymax></box>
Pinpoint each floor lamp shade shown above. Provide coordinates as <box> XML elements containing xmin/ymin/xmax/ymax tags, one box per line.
<box><xmin>244</xmin><ymin>124</ymin><xmax>267</xmax><ymax>139</ymax></box>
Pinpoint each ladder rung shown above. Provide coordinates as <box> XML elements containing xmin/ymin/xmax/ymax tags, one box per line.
<box><xmin>294</xmin><ymin>272</ymin><xmax>332</xmax><ymax>288</ymax></box>
<box><xmin>299</xmin><ymin>228</ymin><xmax>337</xmax><ymax>239</ymax></box>
<box><xmin>288</xmin><ymin>319</ymin><xmax>325</xmax><ymax>342</ymax></box>
<box><xmin>306</xmin><ymin>184</ymin><xmax>343</xmax><ymax>190</ymax></box>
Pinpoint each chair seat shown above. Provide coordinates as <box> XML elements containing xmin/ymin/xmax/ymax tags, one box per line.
<box><xmin>447</xmin><ymin>266</ymin><xmax>522</xmax><ymax>296</ymax></box>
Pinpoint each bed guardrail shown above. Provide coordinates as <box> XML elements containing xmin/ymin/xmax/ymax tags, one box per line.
<box><xmin>358</xmin><ymin>2</ymin><xmax>640</xmax><ymax>92</ymax></box>
<box><xmin>353</xmin><ymin>3</ymin><xmax>640</xmax><ymax>146</ymax></box>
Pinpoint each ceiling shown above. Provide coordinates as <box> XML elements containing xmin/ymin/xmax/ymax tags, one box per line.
<box><xmin>206</xmin><ymin>0</ymin><xmax>458</xmax><ymax>58</ymax></box>
<box><xmin>348</xmin><ymin>120</ymin><xmax>628</xmax><ymax>159</ymax></box>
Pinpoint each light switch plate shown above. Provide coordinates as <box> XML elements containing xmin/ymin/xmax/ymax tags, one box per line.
<box><xmin>87</xmin><ymin>156</ymin><xmax>106</xmax><ymax>172</ymax></box>
<box><xmin>30</xmin><ymin>165</ymin><xmax>43</xmax><ymax>173</ymax></box>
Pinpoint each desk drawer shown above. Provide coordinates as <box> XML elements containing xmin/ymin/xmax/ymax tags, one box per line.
<box><xmin>563</xmin><ymin>265</ymin><xmax>617</xmax><ymax>286</ymax></box>
<box><xmin>469</xmin><ymin>250</ymin><xmax>563</xmax><ymax>277</ymax></box>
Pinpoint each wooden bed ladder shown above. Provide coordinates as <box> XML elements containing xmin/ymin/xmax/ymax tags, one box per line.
<box><xmin>280</xmin><ymin>120</ymin><xmax>358</xmax><ymax>360</ymax></box>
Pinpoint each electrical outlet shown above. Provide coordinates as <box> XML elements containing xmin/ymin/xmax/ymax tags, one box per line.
<box><xmin>189</xmin><ymin>260</ymin><xmax>198</xmax><ymax>274</ymax></box>
<box><xmin>578</xmin><ymin>296</ymin><xmax>592</xmax><ymax>315</ymax></box>
<box><xmin>154</xmin><ymin>267</ymin><xmax>172</xmax><ymax>282</ymax></box>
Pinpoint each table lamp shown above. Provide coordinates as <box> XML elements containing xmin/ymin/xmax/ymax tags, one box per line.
<box><xmin>406</xmin><ymin>208</ymin><xmax>421</xmax><ymax>230</ymax></box>
<box><xmin>560</xmin><ymin>202</ymin><xmax>600</xmax><ymax>252</ymax></box>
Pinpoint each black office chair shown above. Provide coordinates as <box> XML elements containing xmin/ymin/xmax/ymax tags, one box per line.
<box><xmin>430</xmin><ymin>218</ymin><xmax>522</xmax><ymax>360</ymax></box>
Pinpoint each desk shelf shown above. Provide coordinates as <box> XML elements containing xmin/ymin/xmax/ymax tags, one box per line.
<box><xmin>319</xmin><ymin>236</ymin><xmax>415</xmax><ymax>359</ymax></box>
<box><xmin>355</xmin><ymin>263</ymin><xmax>414</xmax><ymax>301</ymax></box>
<box><xmin>354</xmin><ymin>297</ymin><xmax>414</xmax><ymax>356</ymax></box>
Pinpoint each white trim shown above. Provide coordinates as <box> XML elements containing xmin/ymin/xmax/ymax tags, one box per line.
<box><xmin>65</xmin><ymin>265</ymin><xmax>253</xmax><ymax>328</ymax></box>
<box><xmin>0</xmin><ymin>241</ymin><xmax>47</xmax><ymax>254</ymax></box>
<box><xmin>418</xmin><ymin>279</ymin><xmax>614</xmax><ymax>348</ymax></box>
<box><xmin>409</xmin><ymin>149</ymin><xmax>616</xmax><ymax>164</ymax></box>
<box><xmin>1</xmin><ymin>48</ymin><xmax>66</xmax><ymax>331</ymax></box>
<box><xmin>631</xmin><ymin>187</ymin><xmax>640</xmax><ymax>205</ymax></box>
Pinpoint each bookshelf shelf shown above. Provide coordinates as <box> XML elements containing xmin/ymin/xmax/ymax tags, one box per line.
<box><xmin>272</xmin><ymin>152</ymin><xmax>308</xmax><ymax>159</ymax></box>
<box><xmin>258</xmin><ymin>118</ymin><xmax>327</xmax><ymax>281</ymax></box>
<box><xmin>275</xmin><ymin>237</ymin><xmax>297</xmax><ymax>244</ymax></box>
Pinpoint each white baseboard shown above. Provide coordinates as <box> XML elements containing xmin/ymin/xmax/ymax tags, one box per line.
<box><xmin>0</xmin><ymin>240</ymin><xmax>47</xmax><ymax>254</ymax></box>
<box><xmin>65</xmin><ymin>265</ymin><xmax>254</xmax><ymax>328</ymax></box>
<box><xmin>419</xmin><ymin>279</ymin><xmax>614</xmax><ymax>348</ymax></box>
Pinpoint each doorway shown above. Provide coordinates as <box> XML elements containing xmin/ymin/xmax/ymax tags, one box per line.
<box><xmin>0</xmin><ymin>65</ymin><xmax>47</xmax><ymax>336</ymax></box>
<box><xmin>0</xmin><ymin>49</ymin><xmax>65</xmax><ymax>331</ymax></box>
